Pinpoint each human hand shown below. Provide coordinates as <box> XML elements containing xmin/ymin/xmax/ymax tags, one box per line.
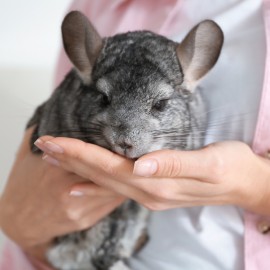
<box><xmin>36</xmin><ymin>137</ymin><xmax>270</xmax><ymax>216</ymax></box>
<box><xmin>0</xmin><ymin>128</ymin><xmax>125</xmax><ymax>264</ymax></box>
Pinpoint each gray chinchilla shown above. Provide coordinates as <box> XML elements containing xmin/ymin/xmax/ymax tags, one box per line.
<box><xmin>27</xmin><ymin>11</ymin><xmax>223</xmax><ymax>270</ymax></box>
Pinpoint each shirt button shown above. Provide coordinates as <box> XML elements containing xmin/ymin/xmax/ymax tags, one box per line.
<box><xmin>257</xmin><ymin>220</ymin><xmax>270</xmax><ymax>234</ymax></box>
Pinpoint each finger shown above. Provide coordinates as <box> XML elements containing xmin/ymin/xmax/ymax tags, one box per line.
<box><xmin>44</xmin><ymin>151</ymin><xmax>149</xmax><ymax>203</ymax></box>
<box><xmin>34</xmin><ymin>136</ymin><xmax>56</xmax><ymax>153</ymax></box>
<box><xmin>70</xmin><ymin>182</ymin><xmax>122</xmax><ymax>198</ymax></box>
<box><xmin>133</xmin><ymin>177</ymin><xmax>222</xmax><ymax>199</ymax></box>
<box><xmin>54</xmin><ymin>196</ymin><xmax>125</xmax><ymax>235</ymax></box>
<box><xmin>36</xmin><ymin>136</ymin><xmax>134</xmax><ymax>174</ymax></box>
<box><xmin>79</xmin><ymin>198</ymin><xmax>125</xmax><ymax>230</ymax></box>
<box><xmin>66</xmin><ymin>195</ymin><xmax>125</xmax><ymax>220</ymax></box>
<box><xmin>133</xmin><ymin>147</ymin><xmax>224</xmax><ymax>181</ymax></box>
<box><xmin>132</xmin><ymin>176</ymin><xmax>230</xmax><ymax>211</ymax></box>
<box><xmin>36</xmin><ymin>137</ymin><xmax>139</xmax><ymax>191</ymax></box>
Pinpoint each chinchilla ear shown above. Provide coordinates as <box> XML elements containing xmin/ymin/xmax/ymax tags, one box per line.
<box><xmin>177</xmin><ymin>20</ymin><xmax>224</xmax><ymax>90</ymax></box>
<box><xmin>61</xmin><ymin>11</ymin><xmax>102</xmax><ymax>84</ymax></box>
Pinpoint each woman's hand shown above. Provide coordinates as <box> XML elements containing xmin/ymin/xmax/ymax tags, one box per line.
<box><xmin>36</xmin><ymin>136</ymin><xmax>270</xmax><ymax>216</ymax></box>
<box><xmin>0</xmin><ymin>128</ymin><xmax>125</xmax><ymax>264</ymax></box>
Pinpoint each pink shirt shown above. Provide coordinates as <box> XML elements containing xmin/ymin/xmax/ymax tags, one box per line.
<box><xmin>1</xmin><ymin>0</ymin><xmax>270</xmax><ymax>269</ymax></box>
<box><xmin>245</xmin><ymin>0</ymin><xmax>270</xmax><ymax>269</ymax></box>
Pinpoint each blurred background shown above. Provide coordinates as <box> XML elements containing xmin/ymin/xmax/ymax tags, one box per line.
<box><xmin>0</xmin><ymin>0</ymin><xmax>71</xmax><ymax>249</ymax></box>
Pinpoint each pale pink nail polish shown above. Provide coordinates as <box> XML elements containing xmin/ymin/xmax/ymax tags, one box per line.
<box><xmin>34</xmin><ymin>139</ymin><xmax>43</xmax><ymax>146</ymax></box>
<box><xmin>42</xmin><ymin>154</ymin><xmax>60</xmax><ymax>166</ymax></box>
<box><xmin>34</xmin><ymin>139</ymin><xmax>47</xmax><ymax>152</ymax></box>
<box><xmin>70</xmin><ymin>190</ymin><xmax>84</xmax><ymax>196</ymax></box>
<box><xmin>44</xmin><ymin>141</ymin><xmax>64</xmax><ymax>154</ymax></box>
<box><xmin>133</xmin><ymin>159</ymin><xmax>158</xmax><ymax>177</ymax></box>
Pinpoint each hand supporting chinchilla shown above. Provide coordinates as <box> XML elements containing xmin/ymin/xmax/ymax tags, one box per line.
<box><xmin>36</xmin><ymin>136</ymin><xmax>270</xmax><ymax>216</ymax></box>
<box><xmin>0</xmin><ymin>128</ymin><xmax>125</xmax><ymax>267</ymax></box>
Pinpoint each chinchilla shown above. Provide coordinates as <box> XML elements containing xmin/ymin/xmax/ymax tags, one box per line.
<box><xmin>27</xmin><ymin>11</ymin><xmax>223</xmax><ymax>270</ymax></box>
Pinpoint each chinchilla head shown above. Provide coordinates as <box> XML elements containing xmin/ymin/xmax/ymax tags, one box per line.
<box><xmin>61</xmin><ymin>11</ymin><xmax>223</xmax><ymax>158</ymax></box>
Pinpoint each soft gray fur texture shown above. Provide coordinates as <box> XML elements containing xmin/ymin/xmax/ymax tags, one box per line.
<box><xmin>27</xmin><ymin>11</ymin><xmax>223</xmax><ymax>270</ymax></box>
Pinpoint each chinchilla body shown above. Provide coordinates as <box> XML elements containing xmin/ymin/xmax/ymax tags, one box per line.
<box><xmin>28</xmin><ymin>11</ymin><xmax>223</xmax><ymax>270</ymax></box>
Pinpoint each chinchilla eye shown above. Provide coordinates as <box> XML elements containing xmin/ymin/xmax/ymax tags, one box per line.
<box><xmin>100</xmin><ymin>93</ymin><xmax>110</xmax><ymax>107</ymax></box>
<box><xmin>153</xmin><ymin>99</ymin><xmax>168</xmax><ymax>112</ymax></box>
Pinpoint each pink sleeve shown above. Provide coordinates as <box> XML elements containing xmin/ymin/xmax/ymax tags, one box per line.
<box><xmin>0</xmin><ymin>238</ymin><xmax>52</xmax><ymax>270</ymax></box>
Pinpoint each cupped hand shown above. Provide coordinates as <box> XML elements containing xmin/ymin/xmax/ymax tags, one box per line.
<box><xmin>36</xmin><ymin>136</ymin><xmax>270</xmax><ymax>216</ymax></box>
<box><xmin>0</xmin><ymin>128</ymin><xmax>125</xmax><ymax>264</ymax></box>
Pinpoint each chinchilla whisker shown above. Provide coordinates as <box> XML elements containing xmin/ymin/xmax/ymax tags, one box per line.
<box><xmin>187</xmin><ymin>110</ymin><xmax>255</xmax><ymax>124</ymax></box>
<box><xmin>185</xmin><ymin>129</ymin><xmax>242</xmax><ymax>136</ymax></box>
<box><xmin>152</xmin><ymin>129</ymin><xmax>243</xmax><ymax>140</ymax></box>
<box><xmin>203</xmin><ymin>104</ymin><xmax>237</xmax><ymax>115</ymax></box>
<box><xmin>203</xmin><ymin>105</ymin><xmax>256</xmax><ymax>116</ymax></box>
<box><xmin>186</xmin><ymin>116</ymin><xmax>255</xmax><ymax>131</ymax></box>
<box><xmin>192</xmin><ymin>111</ymin><xmax>256</xmax><ymax>124</ymax></box>
<box><xmin>44</xmin><ymin>127</ymin><xmax>102</xmax><ymax>133</ymax></box>
<box><xmin>208</xmin><ymin>116</ymin><xmax>254</xmax><ymax>125</ymax></box>
<box><xmin>36</xmin><ymin>129</ymin><xmax>102</xmax><ymax>137</ymax></box>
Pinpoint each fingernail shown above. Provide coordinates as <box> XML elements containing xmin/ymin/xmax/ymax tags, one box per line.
<box><xmin>44</xmin><ymin>141</ymin><xmax>64</xmax><ymax>154</ymax></box>
<box><xmin>34</xmin><ymin>139</ymin><xmax>43</xmax><ymax>146</ymax></box>
<box><xmin>69</xmin><ymin>190</ymin><xmax>84</xmax><ymax>197</ymax></box>
<box><xmin>42</xmin><ymin>154</ymin><xmax>60</xmax><ymax>166</ymax></box>
<box><xmin>34</xmin><ymin>139</ymin><xmax>47</xmax><ymax>152</ymax></box>
<box><xmin>133</xmin><ymin>159</ymin><xmax>158</xmax><ymax>177</ymax></box>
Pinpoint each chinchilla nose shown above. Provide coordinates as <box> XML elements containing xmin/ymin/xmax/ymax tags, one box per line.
<box><xmin>116</xmin><ymin>136</ymin><xmax>133</xmax><ymax>150</ymax></box>
<box><xmin>118</xmin><ymin>141</ymin><xmax>133</xmax><ymax>150</ymax></box>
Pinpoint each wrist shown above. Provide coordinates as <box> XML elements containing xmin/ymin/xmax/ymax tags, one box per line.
<box><xmin>24</xmin><ymin>242</ymin><xmax>53</xmax><ymax>269</ymax></box>
<box><xmin>238</xmin><ymin>154</ymin><xmax>270</xmax><ymax>215</ymax></box>
<box><xmin>27</xmin><ymin>255</ymin><xmax>53</xmax><ymax>270</ymax></box>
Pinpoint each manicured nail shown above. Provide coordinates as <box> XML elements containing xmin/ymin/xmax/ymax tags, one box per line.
<box><xmin>44</xmin><ymin>141</ymin><xmax>64</xmax><ymax>154</ymax></box>
<box><xmin>34</xmin><ymin>139</ymin><xmax>43</xmax><ymax>146</ymax></box>
<box><xmin>133</xmin><ymin>159</ymin><xmax>158</xmax><ymax>177</ymax></box>
<box><xmin>42</xmin><ymin>154</ymin><xmax>59</xmax><ymax>166</ymax></box>
<box><xmin>70</xmin><ymin>190</ymin><xmax>84</xmax><ymax>197</ymax></box>
<box><xmin>34</xmin><ymin>139</ymin><xmax>47</xmax><ymax>152</ymax></box>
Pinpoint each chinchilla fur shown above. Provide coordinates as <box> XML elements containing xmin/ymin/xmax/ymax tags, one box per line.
<box><xmin>27</xmin><ymin>11</ymin><xmax>223</xmax><ymax>270</ymax></box>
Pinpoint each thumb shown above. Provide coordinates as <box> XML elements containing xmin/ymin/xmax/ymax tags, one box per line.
<box><xmin>133</xmin><ymin>148</ymin><xmax>222</xmax><ymax>180</ymax></box>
